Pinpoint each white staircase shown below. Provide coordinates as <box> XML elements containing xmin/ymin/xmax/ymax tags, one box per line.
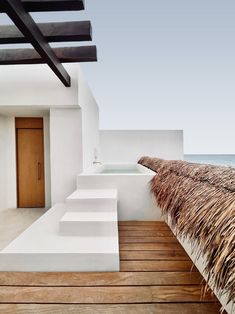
<box><xmin>60</xmin><ymin>211</ymin><xmax>117</xmax><ymax>236</ymax></box>
<box><xmin>60</xmin><ymin>189</ymin><xmax>118</xmax><ymax>238</ymax></box>
<box><xmin>65</xmin><ymin>189</ymin><xmax>117</xmax><ymax>212</ymax></box>
<box><xmin>0</xmin><ymin>188</ymin><xmax>120</xmax><ymax>272</ymax></box>
<box><xmin>58</xmin><ymin>188</ymin><xmax>119</xmax><ymax>270</ymax></box>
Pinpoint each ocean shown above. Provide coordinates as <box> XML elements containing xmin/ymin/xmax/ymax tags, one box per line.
<box><xmin>184</xmin><ymin>155</ymin><xmax>235</xmax><ymax>167</ymax></box>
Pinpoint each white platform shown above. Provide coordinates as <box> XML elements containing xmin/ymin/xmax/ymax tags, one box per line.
<box><xmin>0</xmin><ymin>203</ymin><xmax>119</xmax><ymax>272</ymax></box>
<box><xmin>60</xmin><ymin>211</ymin><xmax>118</xmax><ymax>236</ymax></box>
<box><xmin>76</xmin><ymin>165</ymin><xmax>159</xmax><ymax>221</ymax></box>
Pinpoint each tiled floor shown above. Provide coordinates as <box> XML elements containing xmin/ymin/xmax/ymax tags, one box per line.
<box><xmin>0</xmin><ymin>207</ymin><xmax>46</xmax><ymax>249</ymax></box>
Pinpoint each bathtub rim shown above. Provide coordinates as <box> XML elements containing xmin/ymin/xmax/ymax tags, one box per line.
<box><xmin>82</xmin><ymin>163</ymin><xmax>156</xmax><ymax>176</ymax></box>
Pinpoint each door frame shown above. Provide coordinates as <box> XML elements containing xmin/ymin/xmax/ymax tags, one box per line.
<box><xmin>15</xmin><ymin>117</ymin><xmax>45</xmax><ymax>208</ymax></box>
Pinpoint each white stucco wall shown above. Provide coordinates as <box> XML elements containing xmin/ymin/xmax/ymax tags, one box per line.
<box><xmin>43</xmin><ymin>116</ymin><xmax>51</xmax><ymax>209</ymax></box>
<box><xmin>0</xmin><ymin>63</ymin><xmax>81</xmax><ymax>209</ymax></box>
<box><xmin>0</xmin><ymin>64</ymin><xmax>100</xmax><ymax>208</ymax></box>
<box><xmin>49</xmin><ymin>67</ymin><xmax>100</xmax><ymax>204</ymax></box>
<box><xmin>5</xmin><ymin>117</ymin><xmax>17</xmax><ymax>210</ymax></box>
<box><xmin>78</xmin><ymin>68</ymin><xmax>99</xmax><ymax>171</ymax></box>
<box><xmin>0</xmin><ymin>64</ymin><xmax>79</xmax><ymax>109</ymax></box>
<box><xmin>100</xmin><ymin>130</ymin><xmax>184</xmax><ymax>163</ymax></box>
<box><xmin>50</xmin><ymin>108</ymin><xmax>83</xmax><ymax>205</ymax></box>
<box><xmin>0</xmin><ymin>115</ymin><xmax>8</xmax><ymax>211</ymax></box>
<box><xmin>0</xmin><ymin>116</ymin><xmax>17</xmax><ymax>211</ymax></box>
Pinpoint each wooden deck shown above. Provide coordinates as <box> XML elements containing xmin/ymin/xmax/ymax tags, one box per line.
<box><xmin>0</xmin><ymin>221</ymin><xmax>221</xmax><ymax>313</ymax></box>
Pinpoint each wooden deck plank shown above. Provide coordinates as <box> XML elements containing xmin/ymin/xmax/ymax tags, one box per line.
<box><xmin>119</xmin><ymin>230</ymin><xmax>174</xmax><ymax>237</ymax></box>
<box><xmin>118</xmin><ymin>221</ymin><xmax>167</xmax><ymax>226</ymax></box>
<box><xmin>120</xmin><ymin>243</ymin><xmax>183</xmax><ymax>251</ymax></box>
<box><xmin>119</xmin><ymin>225</ymin><xmax>171</xmax><ymax>231</ymax></box>
<box><xmin>120</xmin><ymin>250</ymin><xmax>190</xmax><ymax>261</ymax></box>
<box><xmin>119</xmin><ymin>236</ymin><xmax>178</xmax><ymax>243</ymax></box>
<box><xmin>0</xmin><ymin>303</ymin><xmax>221</xmax><ymax>314</ymax></box>
<box><xmin>120</xmin><ymin>261</ymin><xmax>196</xmax><ymax>272</ymax></box>
<box><xmin>0</xmin><ymin>286</ymin><xmax>217</xmax><ymax>303</ymax></box>
<box><xmin>0</xmin><ymin>271</ymin><xmax>204</xmax><ymax>286</ymax></box>
<box><xmin>152</xmin><ymin>286</ymin><xmax>217</xmax><ymax>302</ymax></box>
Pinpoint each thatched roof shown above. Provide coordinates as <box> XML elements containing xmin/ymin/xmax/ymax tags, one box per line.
<box><xmin>138</xmin><ymin>156</ymin><xmax>235</xmax><ymax>305</ymax></box>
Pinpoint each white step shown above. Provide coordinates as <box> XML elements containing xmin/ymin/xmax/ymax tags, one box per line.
<box><xmin>60</xmin><ymin>211</ymin><xmax>118</xmax><ymax>236</ymax></box>
<box><xmin>65</xmin><ymin>189</ymin><xmax>118</xmax><ymax>212</ymax></box>
<box><xmin>0</xmin><ymin>204</ymin><xmax>119</xmax><ymax>272</ymax></box>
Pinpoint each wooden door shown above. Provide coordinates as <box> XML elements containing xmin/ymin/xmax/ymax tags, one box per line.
<box><xmin>16</xmin><ymin>118</ymin><xmax>45</xmax><ymax>208</ymax></box>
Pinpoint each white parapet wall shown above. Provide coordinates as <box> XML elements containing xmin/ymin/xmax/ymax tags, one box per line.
<box><xmin>176</xmin><ymin>231</ymin><xmax>234</xmax><ymax>313</ymax></box>
<box><xmin>100</xmin><ymin>130</ymin><xmax>184</xmax><ymax>163</ymax></box>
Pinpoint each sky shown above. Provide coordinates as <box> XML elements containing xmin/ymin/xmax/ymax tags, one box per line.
<box><xmin>1</xmin><ymin>0</ymin><xmax>235</xmax><ymax>153</ymax></box>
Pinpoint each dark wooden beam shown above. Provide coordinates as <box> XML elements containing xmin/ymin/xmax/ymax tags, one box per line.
<box><xmin>0</xmin><ymin>21</ymin><xmax>92</xmax><ymax>44</ymax></box>
<box><xmin>1</xmin><ymin>0</ymin><xmax>71</xmax><ymax>86</ymax></box>
<box><xmin>0</xmin><ymin>46</ymin><xmax>97</xmax><ymax>64</ymax></box>
<box><xmin>0</xmin><ymin>0</ymin><xmax>84</xmax><ymax>12</ymax></box>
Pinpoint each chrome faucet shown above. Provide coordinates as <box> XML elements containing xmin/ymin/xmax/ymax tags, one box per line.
<box><xmin>93</xmin><ymin>161</ymin><xmax>102</xmax><ymax>165</ymax></box>
<box><xmin>93</xmin><ymin>147</ymin><xmax>101</xmax><ymax>165</ymax></box>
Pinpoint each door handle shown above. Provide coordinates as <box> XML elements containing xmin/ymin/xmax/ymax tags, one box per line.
<box><xmin>38</xmin><ymin>162</ymin><xmax>41</xmax><ymax>180</ymax></box>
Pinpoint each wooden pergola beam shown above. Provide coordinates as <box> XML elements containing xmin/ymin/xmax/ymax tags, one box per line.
<box><xmin>1</xmin><ymin>0</ymin><xmax>71</xmax><ymax>87</ymax></box>
<box><xmin>0</xmin><ymin>0</ymin><xmax>84</xmax><ymax>12</ymax></box>
<box><xmin>0</xmin><ymin>46</ymin><xmax>97</xmax><ymax>64</ymax></box>
<box><xmin>0</xmin><ymin>21</ymin><xmax>92</xmax><ymax>44</ymax></box>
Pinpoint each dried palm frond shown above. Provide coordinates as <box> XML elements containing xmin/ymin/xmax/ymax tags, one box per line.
<box><xmin>138</xmin><ymin>156</ymin><xmax>235</xmax><ymax>304</ymax></box>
